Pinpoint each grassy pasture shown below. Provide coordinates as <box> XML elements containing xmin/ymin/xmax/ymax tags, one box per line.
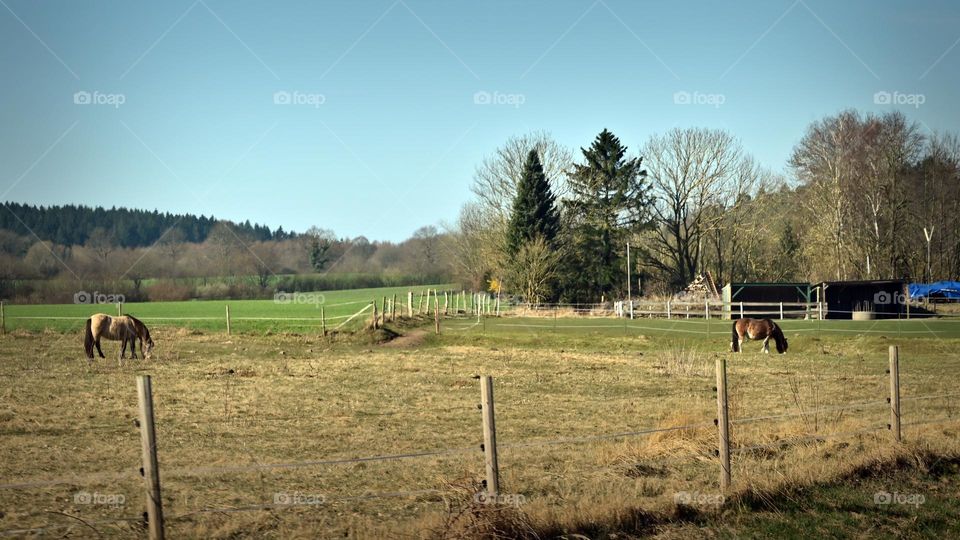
<box><xmin>0</xmin><ymin>315</ymin><xmax>959</xmax><ymax>537</ymax></box>
<box><xmin>2</xmin><ymin>284</ymin><xmax>453</xmax><ymax>334</ymax></box>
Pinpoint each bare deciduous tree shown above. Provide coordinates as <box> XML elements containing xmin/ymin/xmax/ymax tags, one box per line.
<box><xmin>642</xmin><ymin>128</ymin><xmax>764</xmax><ymax>288</ymax></box>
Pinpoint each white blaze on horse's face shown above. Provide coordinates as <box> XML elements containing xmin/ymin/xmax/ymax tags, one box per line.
<box><xmin>144</xmin><ymin>341</ymin><xmax>154</xmax><ymax>358</ymax></box>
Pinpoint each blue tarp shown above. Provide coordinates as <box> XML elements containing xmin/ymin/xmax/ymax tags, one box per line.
<box><xmin>909</xmin><ymin>281</ymin><xmax>960</xmax><ymax>300</ymax></box>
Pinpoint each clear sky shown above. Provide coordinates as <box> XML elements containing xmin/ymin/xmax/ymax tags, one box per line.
<box><xmin>1</xmin><ymin>0</ymin><xmax>958</xmax><ymax>241</ymax></box>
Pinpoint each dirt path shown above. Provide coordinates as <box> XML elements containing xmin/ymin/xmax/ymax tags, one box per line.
<box><xmin>381</xmin><ymin>328</ymin><xmax>428</xmax><ymax>348</ymax></box>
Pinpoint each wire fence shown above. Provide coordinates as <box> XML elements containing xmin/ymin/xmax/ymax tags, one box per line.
<box><xmin>1</xmin><ymin>344</ymin><xmax>958</xmax><ymax>538</ymax></box>
<box><xmin>5</xmin><ymin>289</ymin><xmax>960</xmax><ymax>341</ymax></box>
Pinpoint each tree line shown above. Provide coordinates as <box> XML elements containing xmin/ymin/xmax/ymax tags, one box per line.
<box><xmin>0</xmin><ymin>202</ymin><xmax>293</xmax><ymax>247</ymax></box>
<box><xmin>452</xmin><ymin>111</ymin><xmax>960</xmax><ymax>303</ymax></box>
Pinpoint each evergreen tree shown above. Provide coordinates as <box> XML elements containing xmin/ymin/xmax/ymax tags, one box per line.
<box><xmin>505</xmin><ymin>150</ymin><xmax>560</xmax><ymax>256</ymax></box>
<box><xmin>562</xmin><ymin>129</ymin><xmax>651</xmax><ymax>301</ymax></box>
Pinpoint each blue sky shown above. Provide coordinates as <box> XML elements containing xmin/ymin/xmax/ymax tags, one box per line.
<box><xmin>1</xmin><ymin>0</ymin><xmax>958</xmax><ymax>241</ymax></box>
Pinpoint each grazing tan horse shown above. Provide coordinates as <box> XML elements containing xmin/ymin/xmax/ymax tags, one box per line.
<box><xmin>731</xmin><ymin>318</ymin><xmax>788</xmax><ymax>354</ymax></box>
<box><xmin>84</xmin><ymin>314</ymin><xmax>154</xmax><ymax>362</ymax></box>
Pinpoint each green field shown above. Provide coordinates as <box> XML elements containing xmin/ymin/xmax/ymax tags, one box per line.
<box><xmin>2</xmin><ymin>284</ymin><xmax>456</xmax><ymax>334</ymax></box>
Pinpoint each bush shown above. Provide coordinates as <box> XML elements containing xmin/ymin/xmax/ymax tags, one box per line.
<box><xmin>146</xmin><ymin>281</ymin><xmax>193</xmax><ymax>301</ymax></box>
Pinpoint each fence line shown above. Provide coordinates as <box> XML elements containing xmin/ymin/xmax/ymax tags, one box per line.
<box><xmin>2</xmin><ymin>345</ymin><xmax>957</xmax><ymax>536</ymax></box>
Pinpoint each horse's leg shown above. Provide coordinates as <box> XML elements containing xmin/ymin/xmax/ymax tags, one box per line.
<box><xmin>762</xmin><ymin>337</ymin><xmax>770</xmax><ymax>354</ymax></box>
<box><xmin>95</xmin><ymin>338</ymin><xmax>105</xmax><ymax>359</ymax></box>
<box><xmin>130</xmin><ymin>334</ymin><xmax>138</xmax><ymax>360</ymax></box>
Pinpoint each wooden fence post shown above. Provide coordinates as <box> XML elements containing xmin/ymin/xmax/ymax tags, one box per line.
<box><xmin>407</xmin><ymin>291</ymin><xmax>414</xmax><ymax>318</ymax></box>
<box><xmin>889</xmin><ymin>345</ymin><xmax>901</xmax><ymax>443</ymax></box>
<box><xmin>225</xmin><ymin>305</ymin><xmax>231</xmax><ymax>336</ymax></box>
<box><xmin>715</xmin><ymin>357</ymin><xmax>731</xmax><ymax>491</ymax></box>
<box><xmin>739</xmin><ymin>301</ymin><xmax>744</xmax><ymax>319</ymax></box>
<box><xmin>779</xmin><ymin>302</ymin><xmax>784</xmax><ymax>320</ymax></box>
<box><xmin>136</xmin><ymin>375</ymin><xmax>165</xmax><ymax>540</ymax></box>
<box><xmin>434</xmin><ymin>296</ymin><xmax>440</xmax><ymax>334</ymax></box>
<box><xmin>118</xmin><ymin>302</ymin><xmax>123</xmax><ymax>317</ymax></box>
<box><xmin>666</xmin><ymin>300</ymin><xmax>672</xmax><ymax>320</ymax></box>
<box><xmin>392</xmin><ymin>294</ymin><xmax>397</xmax><ymax>321</ymax></box>
<box><xmin>705</xmin><ymin>299</ymin><xmax>710</xmax><ymax>320</ymax></box>
<box><xmin>320</xmin><ymin>306</ymin><xmax>327</xmax><ymax>337</ymax></box>
<box><xmin>444</xmin><ymin>292</ymin><xmax>449</xmax><ymax>315</ymax></box>
<box><xmin>371</xmin><ymin>300</ymin><xmax>379</xmax><ymax>330</ymax></box>
<box><xmin>480</xmin><ymin>375</ymin><xmax>500</xmax><ymax>497</ymax></box>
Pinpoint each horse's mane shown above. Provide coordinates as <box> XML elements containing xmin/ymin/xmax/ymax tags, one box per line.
<box><xmin>126</xmin><ymin>315</ymin><xmax>152</xmax><ymax>342</ymax></box>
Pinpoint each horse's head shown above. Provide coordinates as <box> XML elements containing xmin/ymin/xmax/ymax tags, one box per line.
<box><xmin>144</xmin><ymin>336</ymin><xmax>154</xmax><ymax>358</ymax></box>
<box><xmin>775</xmin><ymin>328</ymin><xmax>788</xmax><ymax>354</ymax></box>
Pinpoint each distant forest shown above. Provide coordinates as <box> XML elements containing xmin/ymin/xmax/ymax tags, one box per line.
<box><xmin>0</xmin><ymin>202</ymin><xmax>294</xmax><ymax>247</ymax></box>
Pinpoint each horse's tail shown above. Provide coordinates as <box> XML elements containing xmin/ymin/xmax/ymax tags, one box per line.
<box><xmin>84</xmin><ymin>318</ymin><xmax>94</xmax><ymax>358</ymax></box>
<box><xmin>731</xmin><ymin>321</ymin><xmax>740</xmax><ymax>352</ymax></box>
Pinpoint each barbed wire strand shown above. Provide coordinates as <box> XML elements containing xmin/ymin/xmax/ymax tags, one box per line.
<box><xmin>731</xmin><ymin>424</ymin><xmax>887</xmax><ymax>454</ymax></box>
<box><xmin>0</xmin><ymin>471</ymin><xmax>136</xmax><ymax>491</ymax></box>
<box><xmin>900</xmin><ymin>392</ymin><xmax>960</xmax><ymax>403</ymax></box>
<box><xmin>162</xmin><ymin>445</ymin><xmax>479</xmax><ymax>478</ymax></box>
<box><xmin>902</xmin><ymin>416</ymin><xmax>959</xmax><ymax>428</ymax></box>
<box><xmin>0</xmin><ymin>516</ymin><xmax>143</xmax><ymax>537</ymax></box>
<box><xmin>731</xmin><ymin>399</ymin><xmax>890</xmax><ymax>425</ymax></box>
<box><xmin>167</xmin><ymin>488</ymin><xmax>448</xmax><ymax>520</ymax></box>
<box><xmin>500</xmin><ymin>421</ymin><xmax>716</xmax><ymax>451</ymax></box>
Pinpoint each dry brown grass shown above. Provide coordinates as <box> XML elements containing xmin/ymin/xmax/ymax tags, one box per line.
<box><xmin>0</xmin><ymin>324</ymin><xmax>959</xmax><ymax>538</ymax></box>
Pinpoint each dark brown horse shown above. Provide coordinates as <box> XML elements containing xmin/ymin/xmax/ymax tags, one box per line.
<box><xmin>731</xmin><ymin>318</ymin><xmax>788</xmax><ymax>354</ymax></box>
<box><xmin>84</xmin><ymin>314</ymin><xmax>154</xmax><ymax>363</ymax></box>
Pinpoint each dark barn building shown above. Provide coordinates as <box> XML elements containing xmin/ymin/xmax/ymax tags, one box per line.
<box><xmin>817</xmin><ymin>280</ymin><xmax>908</xmax><ymax>319</ymax></box>
<box><xmin>722</xmin><ymin>282</ymin><xmax>815</xmax><ymax>319</ymax></box>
